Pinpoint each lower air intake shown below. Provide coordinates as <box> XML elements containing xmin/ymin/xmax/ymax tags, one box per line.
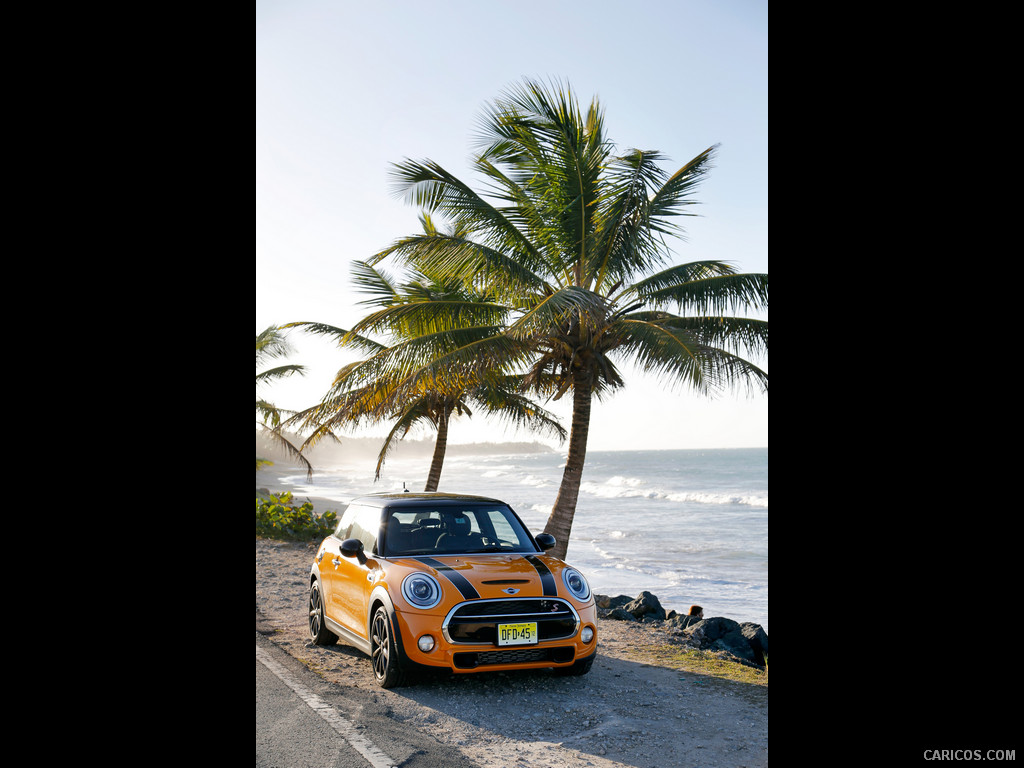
<box><xmin>453</xmin><ymin>646</ymin><xmax>575</xmax><ymax>669</ymax></box>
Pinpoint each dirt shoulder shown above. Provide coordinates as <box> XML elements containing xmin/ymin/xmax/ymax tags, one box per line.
<box><xmin>256</xmin><ymin>538</ymin><xmax>768</xmax><ymax>768</ymax></box>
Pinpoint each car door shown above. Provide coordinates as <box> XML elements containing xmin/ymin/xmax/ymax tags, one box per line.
<box><xmin>317</xmin><ymin>506</ymin><xmax>354</xmax><ymax>633</ymax></box>
<box><xmin>324</xmin><ymin>503</ymin><xmax>380</xmax><ymax>639</ymax></box>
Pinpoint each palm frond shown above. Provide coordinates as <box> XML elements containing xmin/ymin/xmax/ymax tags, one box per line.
<box><xmin>625</xmin><ymin>312</ymin><xmax>768</xmax><ymax>359</ymax></box>
<box><xmin>255</xmin><ymin>363</ymin><xmax>304</xmax><ymax>389</ymax></box>
<box><xmin>625</xmin><ymin>269</ymin><xmax>768</xmax><ymax>316</ymax></box>
<box><xmin>256</xmin><ymin>422</ymin><xmax>314</xmax><ymax>480</ymax></box>
<box><xmin>645</xmin><ymin>145</ymin><xmax>718</xmax><ymax>234</ymax></box>
<box><xmin>256</xmin><ymin>325</ymin><xmax>293</xmax><ymax>362</ymax></box>
<box><xmin>373</xmin><ymin>397</ymin><xmax>434</xmax><ymax>480</ymax></box>
<box><xmin>467</xmin><ymin>376</ymin><xmax>567</xmax><ymax>442</ymax></box>
<box><xmin>506</xmin><ymin>286</ymin><xmax>608</xmax><ymax>341</ymax></box>
<box><xmin>350</xmin><ymin>298</ymin><xmax>510</xmax><ymax>341</ymax></box>
<box><xmin>475</xmin><ymin>78</ymin><xmax>612</xmax><ymax>288</ymax></box>
<box><xmin>589</xmin><ymin>150</ymin><xmax>661</xmax><ymax>290</ymax></box>
<box><xmin>283</xmin><ymin>321</ymin><xmax>387</xmax><ymax>356</ymax></box>
<box><xmin>372</xmin><ymin>230</ymin><xmax>549</xmax><ymax>300</ymax></box>
<box><xmin>350</xmin><ymin>260</ymin><xmax>401</xmax><ymax>308</ymax></box>
<box><xmin>388</xmin><ymin>158</ymin><xmax>545</xmax><ymax>269</ymax></box>
<box><xmin>615</xmin><ymin>317</ymin><xmax>767</xmax><ymax>396</ymax></box>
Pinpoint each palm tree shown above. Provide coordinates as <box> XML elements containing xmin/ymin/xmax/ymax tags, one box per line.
<box><xmin>286</xmin><ymin>255</ymin><xmax>566</xmax><ymax>491</ymax></box>
<box><xmin>256</xmin><ymin>325</ymin><xmax>313</xmax><ymax>478</ymax></box>
<box><xmin>369</xmin><ymin>78</ymin><xmax>768</xmax><ymax>559</ymax></box>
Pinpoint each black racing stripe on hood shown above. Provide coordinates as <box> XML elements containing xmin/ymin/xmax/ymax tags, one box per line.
<box><xmin>415</xmin><ymin>557</ymin><xmax>480</xmax><ymax>600</ymax></box>
<box><xmin>524</xmin><ymin>555</ymin><xmax>558</xmax><ymax>596</ymax></box>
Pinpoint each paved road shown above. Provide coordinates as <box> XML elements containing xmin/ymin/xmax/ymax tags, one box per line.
<box><xmin>256</xmin><ymin>632</ymin><xmax>478</xmax><ymax>768</ymax></box>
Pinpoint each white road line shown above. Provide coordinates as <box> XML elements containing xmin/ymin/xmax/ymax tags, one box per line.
<box><xmin>256</xmin><ymin>644</ymin><xmax>397</xmax><ymax>768</ymax></box>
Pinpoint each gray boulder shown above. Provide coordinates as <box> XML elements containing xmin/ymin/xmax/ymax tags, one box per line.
<box><xmin>623</xmin><ymin>591</ymin><xmax>666</xmax><ymax>622</ymax></box>
<box><xmin>594</xmin><ymin>592</ymin><xmax>769</xmax><ymax>668</ymax></box>
<box><xmin>686</xmin><ymin>616</ymin><xmax>765</xmax><ymax>667</ymax></box>
<box><xmin>595</xmin><ymin>594</ymin><xmax>633</xmax><ymax>610</ymax></box>
<box><xmin>741</xmin><ymin>622</ymin><xmax>769</xmax><ymax>666</ymax></box>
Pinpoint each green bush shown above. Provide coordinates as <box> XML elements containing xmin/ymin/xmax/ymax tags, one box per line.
<box><xmin>256</xmin><ymin>491</ymin><xmax>338</xmax><ymax>541</ymax></box>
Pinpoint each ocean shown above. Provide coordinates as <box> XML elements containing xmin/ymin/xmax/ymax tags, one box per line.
<box><xmin>260</xmin><ymin>447</ymin><xmax>768</xmax><ymax>633</ymax></box>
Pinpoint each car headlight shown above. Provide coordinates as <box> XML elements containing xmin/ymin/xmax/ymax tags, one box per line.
<box><xmin>562</xmin><ymin>568</ymin><xmax>591</xmax><ymax>601</ymax></box>
<box><xmin>401</xmin><ymin>573</ymin><xmax>443</xmax><ymax>609</ymax></box>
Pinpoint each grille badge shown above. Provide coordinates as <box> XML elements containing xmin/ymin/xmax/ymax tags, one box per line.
<box><xmin>502</xmin><ymin>588</ymin><xmax>520</xmax><ymax>594</ymax></box>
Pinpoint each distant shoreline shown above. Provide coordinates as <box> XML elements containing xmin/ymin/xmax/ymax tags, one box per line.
<box><xmin>256</xmin><ymin>431</ymin><xmax>556</xmax><ymax>464</ymax></box>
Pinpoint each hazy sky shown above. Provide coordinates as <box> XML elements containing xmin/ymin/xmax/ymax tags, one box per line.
<box><xmin>256</xmin><ymin>0</ymin><xmax>768</xmax><ymax>453</ymax></box>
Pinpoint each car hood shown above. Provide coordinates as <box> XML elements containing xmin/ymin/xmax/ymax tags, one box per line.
<box><xmin>389</xmin><ymin>553</ymin><xmax>577</xmax><ymax>602</ymax></box>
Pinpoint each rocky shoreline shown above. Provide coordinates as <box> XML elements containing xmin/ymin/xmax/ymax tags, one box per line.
<box><xmin>595</xmin><ymin>591</ymin><xmax>769</xmax><ymax>670</ymax></box>
<box><xmin>256</xmin><ymin>538</ymin><xmax>768</xmax><ymax>767</ymax></box>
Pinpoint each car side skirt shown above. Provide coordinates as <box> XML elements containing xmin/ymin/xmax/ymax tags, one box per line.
<box><xmin>324</xmin><ymin>616</ymin><xmax>371</xmax><ymax>656</ymax></box>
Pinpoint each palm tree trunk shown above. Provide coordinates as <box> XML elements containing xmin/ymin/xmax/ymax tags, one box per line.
<box><xmin>544</xmin><ymin>371</ymin><xmax>592</xmax><ymax>560</ymax></box>
<box><xmin>424</xmin><ymin>407</ymin><xmax>450</xmax><ymax>492</ymax></box>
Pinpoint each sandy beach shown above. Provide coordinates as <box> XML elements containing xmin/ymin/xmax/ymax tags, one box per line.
<box><xmin>256</xmin><ymin>534</ymin><xmax>768</xmax><ymax>767</ymax></box>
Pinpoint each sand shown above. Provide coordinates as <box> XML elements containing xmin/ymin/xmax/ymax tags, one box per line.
<box><xmin>256</xmin><ymin>537</ymin><xmax>768</xmax><ymax>767</ymax></box>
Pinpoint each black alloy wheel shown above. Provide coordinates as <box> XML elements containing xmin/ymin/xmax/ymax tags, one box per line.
<box><xmin>370</xmin><ymin>606</ymin><xmax>405</xmax><ymax>688</ymax></box>
<box><xmin>308</xmin><ymin>580</ymin><xmax>338</xmax><ymax>646</ymax></box>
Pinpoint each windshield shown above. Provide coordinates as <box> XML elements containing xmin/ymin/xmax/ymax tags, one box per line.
<box><xmin>382</xmin><ymin>504</ymin><xmax>538</xmax><ymax>556</ymax></box>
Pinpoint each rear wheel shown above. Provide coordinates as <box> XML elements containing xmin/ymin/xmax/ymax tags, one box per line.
<box><xmin>308</xmin><ymin>580</ymin><xmax>338</xmax><ymax>646</ymax></box>
<box><xmin>370</xmin><ymin>606</ymin><xmax>405</xmax><ymax>688</ymax></box>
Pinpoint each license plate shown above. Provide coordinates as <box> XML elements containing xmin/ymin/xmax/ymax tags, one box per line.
<box><xmin>497</xmin><ymin>621</ymin><xmax>538</xmax><ymax>646</ymax></box>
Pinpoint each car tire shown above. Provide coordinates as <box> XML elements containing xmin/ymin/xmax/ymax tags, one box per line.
<box><xmin>370</xmin><ymin>605</ymin><xmax>406</xmax><ymax>688</ymax></box>
<box><xmin>308</xmin><ymin>580</ymin><xmax>338</xmax><ymax>646</ymax></box>
<box><xmin>555</xmin><ymin>654</ymin><xmax>594</xmax><ymax>677</ymax></box>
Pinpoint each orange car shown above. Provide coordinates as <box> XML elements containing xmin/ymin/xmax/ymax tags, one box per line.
<box><xmin>308</xmin><ymin>492</ymin><xmax>598</xmax><ymax>687</ymax></box>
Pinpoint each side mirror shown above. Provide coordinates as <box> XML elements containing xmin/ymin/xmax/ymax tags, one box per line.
<box><xmin>340</xmin><ymin>538</ymin><xmax>367</xmax><ymax>564</ymax></box>
<box><xmin>535</xmin><ymin>533</ymin><xmax>556</xmax><ymax>551</ymax></box>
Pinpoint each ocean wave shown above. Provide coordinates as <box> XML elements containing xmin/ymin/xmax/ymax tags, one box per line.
<box><xmin>606</xmin><ymin>475</ymin><xmax>645</xmax><ymax>487</ymax></box>
<box><xmin>519</xmin><ymin>474</ymin><xmax>552</xmax><ymax>488</ymax></box>
<box><xmin>579</xmin><ymin>479</ymin><xmax>767</xmax><ymax>507</ymax></box>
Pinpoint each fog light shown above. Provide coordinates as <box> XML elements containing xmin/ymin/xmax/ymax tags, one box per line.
<box><xmin>581</xmin><ymin>626</ymin><xmax>594</xmax><ymax>643</ymax></box>
<box><xmin>417</xmin><ymin>634</ymin><xmax>435</xmax><ymax>653</ymax></box>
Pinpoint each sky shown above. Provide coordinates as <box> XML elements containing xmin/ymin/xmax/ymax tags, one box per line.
<box><xmin>256</xmin><ymin>0</ymin><xmax>768</xmax><ymax>453</ymax></box>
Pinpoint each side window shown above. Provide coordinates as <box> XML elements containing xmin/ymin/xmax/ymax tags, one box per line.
<box><xmin>349</xmin><ymin>504</ymin><xmax>383</xmax><ymax>555</ymax></box>
<box><xmin>334</xmin><ymin>506</ymin><xmax>357</xmax><ymax>539</ymax></box>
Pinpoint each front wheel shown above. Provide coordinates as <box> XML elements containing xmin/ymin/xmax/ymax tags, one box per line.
<box><xmin>308</xmin><ymin>580</ymin><xmax>338</xmax><ymax>646</ymax></box>
<box><xmin>370</xmin><ymin>606</ymin><xmax>406</xmax><ymax>688</ymax></box>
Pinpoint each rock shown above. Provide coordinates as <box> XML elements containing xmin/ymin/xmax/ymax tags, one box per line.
<box><xmin>741</xmin><ymin>622</ymin><xmax>769</xmax><ymax>666</ymax></box>
<box><xmin>687</xmin><ymin>617</ymin><xmax>764</xmax><ymax>667</ymax></box>
<box><xmin>595</xmin><ymin>591</ymin><xmax>769</xmax><ymax>668</ymax></box>
<box><xmin>623</xmin><ymin>591</ymin><xmax>666</xmax><ymax>622</ymax></box>
<box><xmin>594</xmin><ymin>594</ymin><xmax>633</xmax><ymax>610</ymax></box>
<box><xmin>607</xmin><ymin>608</ymin><xmax>636</xmax><ymax>621</ymax></box>
<box><xmin>665</xmin><ymin>613</ymin><xmax>701</xmax><ymax>631</ymax></box>
<box><xmin>594</xmin><ymin>594</ymin><xmax>639</xmax><ymax>620</ymax></box>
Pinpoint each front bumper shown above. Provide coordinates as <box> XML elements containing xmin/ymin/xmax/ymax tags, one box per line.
<box><xmin>395</xmin><ymin>597</ymin><xmax>598</xmax><ymax>673</ymax></box>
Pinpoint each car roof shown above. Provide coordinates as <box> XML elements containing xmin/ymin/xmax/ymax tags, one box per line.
<box><xmin>349</xmin><ymin>492</ymin><xmax>507</xmax><ymax>508</ymax></box>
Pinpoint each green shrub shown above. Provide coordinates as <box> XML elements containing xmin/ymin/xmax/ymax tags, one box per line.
<box><xmin>256</xmin><ymin>491</ymin><xmax>338</xmax><ymax>541</ymax></box>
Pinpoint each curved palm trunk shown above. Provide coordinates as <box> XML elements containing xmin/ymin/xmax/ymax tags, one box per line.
<box><xmin>424</xmin><ymin>407</ymin><xmax>450</xmax><ymax>492</ymax></box>
<box><xmin>543</xmin><ymin>371</ymin><xmax>592</xmax><ymax>560</ymax></box>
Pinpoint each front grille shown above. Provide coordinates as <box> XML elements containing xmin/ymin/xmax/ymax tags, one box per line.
<box><xmin>453</xmin><ymin>646</ymin><xmax>576</xmax><ymax>669</ymax></box>
<box><xmin>454</xmin><ymin>599</ymin><xmax>563</xmax><ymax>616</ymax></box>
<box><xmin>443</xmin><ymin>598</ymin><xmax>579</xmax><ymax>645</ymax></box>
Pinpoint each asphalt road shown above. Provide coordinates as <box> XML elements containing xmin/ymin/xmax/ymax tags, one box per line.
<box><xmin>256</xmin><ymin>632</ymin><xmax>478</xmax><ymax>768</ymax></box>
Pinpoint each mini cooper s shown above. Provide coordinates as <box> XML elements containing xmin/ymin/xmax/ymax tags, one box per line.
<box><xmin>308</xmin><ymin>492</ymin><xmax>598</xmax><ymax>687</ymax></box>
